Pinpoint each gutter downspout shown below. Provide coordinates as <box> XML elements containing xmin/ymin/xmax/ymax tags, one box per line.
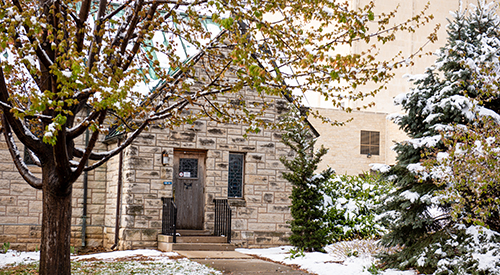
<box><xmin>111</xmin><ymin>139</ymin><xmax>123</xmax><ymax>250</ymax></box>
<box><xmin>82</xmin><ymin>112</ymin><xmax>90</xmax><ymax>247</ymax></box>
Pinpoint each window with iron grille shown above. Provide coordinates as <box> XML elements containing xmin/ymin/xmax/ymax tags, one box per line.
<box><xmin>228</xmin><ymin>153</ymin><xmax>244</xmax><ymax>198</ymax></box>
<box><xmin>179</xmin><ymin>158</ymin><xmax>198</xmax><ymax>178</ymax></box>
<box><xmin>360</xmin><ymin>130</ymin><xmax>380</xmax><ymax>155</ymax></box>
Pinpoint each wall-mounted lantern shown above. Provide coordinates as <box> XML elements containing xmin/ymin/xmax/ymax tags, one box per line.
<box><xmin>162</xmin><ymin>151</ymin><xmax>169</xmax><ymax>166</ymax></box>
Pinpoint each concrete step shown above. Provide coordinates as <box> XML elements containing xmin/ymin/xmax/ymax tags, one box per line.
<box><xmin>176</xmin><ymin>230</ymin><xmax>212</xmax><ymax>236</ymax></box>
<box><xmin>158</xmin><ymin>235</ymin><xmax>227</xmax><ymax>243</ymax></box>
<box><xmin>158</xmin><ymin>242</ymin><xmax>236</xmax><ymax>252</ymax></box>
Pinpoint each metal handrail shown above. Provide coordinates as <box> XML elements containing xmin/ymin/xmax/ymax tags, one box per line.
<box><xmin>213</xmin><ymin>199</ymin><xmax>232</xmax><ymax>243</ymax></box>
<box><xmin>161</xmin><ymin>197</ymin><xmax>177</xmax><ymax>243</ymax></box>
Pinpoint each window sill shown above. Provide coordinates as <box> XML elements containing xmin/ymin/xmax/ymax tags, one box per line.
<box><xmin>228</xmin><ymin>198</ymin><xmax>246</xmax><ymax>207</ymax></box>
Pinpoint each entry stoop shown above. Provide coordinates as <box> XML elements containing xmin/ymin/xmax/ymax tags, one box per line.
<box><xmin>161</xmin><ymin>198</ymin><xmax>233</xmax><ymax>251</ymax></box>
<box><xmin>158</xmin><ymin>232</ymin><xmax>235</xmax><ymax>252</ymax></box>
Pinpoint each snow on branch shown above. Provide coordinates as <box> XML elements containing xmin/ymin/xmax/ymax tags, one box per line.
<box><xmin>2</xmin><ymin>115</ymin><xmax>42</xmax><ymax>189</ymax></box>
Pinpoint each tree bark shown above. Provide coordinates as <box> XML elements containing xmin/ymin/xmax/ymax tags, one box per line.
<box><xmin>39</xmin><ymin>168</ymin><xmax>73</xmax><ymax>275</ymax></box>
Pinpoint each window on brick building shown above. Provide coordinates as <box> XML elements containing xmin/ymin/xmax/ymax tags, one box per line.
<box><xmin>228</xmin><ymin>153</ymin><xmax>244</xmax><ymax>198</ymax></box>
<box><xmin>360</xmin><ymin>130</ymin><xmax>380</xmax><ymax>155</ymax></box>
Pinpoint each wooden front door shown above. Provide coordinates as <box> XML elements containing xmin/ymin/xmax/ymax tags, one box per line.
<box><xmin>173</xmin><ymin>150</ymin><xmax>205</xmax><ymax>229</ymax></box>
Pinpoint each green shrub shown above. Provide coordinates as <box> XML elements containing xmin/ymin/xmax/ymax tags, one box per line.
<box><xmin>322</xmin><ymin>174</ymin><xmax>393</xmax><ymax>242</ymax></box>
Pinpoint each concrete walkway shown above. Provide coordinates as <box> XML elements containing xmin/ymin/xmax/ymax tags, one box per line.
<box><xmin>175</xmin><ymin>251</ymin><xmax>311</xmax><ymax>274</ymax></box>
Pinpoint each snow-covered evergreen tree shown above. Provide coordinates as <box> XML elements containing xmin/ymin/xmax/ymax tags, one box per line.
<box><xmin>378</xmin><ymin>2</ymin><xmax>500</xmax><ymax>273</ymax></box>
<box><xmin>280</xmin><ymin>109</ymin><xmax>334</xmax><ymax>252</ymax></box>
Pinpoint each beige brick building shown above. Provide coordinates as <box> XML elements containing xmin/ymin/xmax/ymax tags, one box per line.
<box><xmin>309</xmin><ymin>108</ymin><xmax>405</xmax><ymax>175</ymax></box>
<box><xmin>308</xmin><ymin>0</ymin><xmax>479</xmax><ymax>175</ymax></box>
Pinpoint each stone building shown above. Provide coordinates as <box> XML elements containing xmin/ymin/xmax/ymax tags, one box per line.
<box><xmin>0</xmin><ymin>6</ymin><xmax>326</xmax><ymax>251</ymax></box>
<box><xmin>0</xmin><ymin>48</ymin><xmax>315</xmax><ymax>251</ymax></box>
<box><xmin>100</xmin><ymin>97</ymin><xmax>308</xmax><ymax>250</ymax></box>
<box><xmin>0</xmin><ymin>105</ymin><xmax>308</xmax><ymax>251</ymax></box>
<box><xmin>0</xmin><ymin>96</ymin><xmax>309</xmax><ymax>252</ymax></box>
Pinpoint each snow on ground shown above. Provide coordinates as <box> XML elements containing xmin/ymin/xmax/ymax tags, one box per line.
<box><xmin>0</xmin><ymin>249</ymin><xmax>220</xmax><ymax>274</ymax></box>
<box><xmin>0</xmin><ymin>244</ymin><xmax>418</xmax><ymax>275</ymax></box>
<box><xmin>0</xmin><ymin>250</ymin><xmax>39</xmax><ymax>268</ymax></box>
<box><xmin>237</xmin><ymin>243</ymin><xmax>417</xmax><ymax>275</ymax></box>
<box><xmin>72</xmin><ymin>249</ymin><xmax>177</xmax><ymax>261</ymax></box>
<box><xmin>0</xmin><ymin>249</ymin><xmax>181</xmax><ymax>267</ymax></box>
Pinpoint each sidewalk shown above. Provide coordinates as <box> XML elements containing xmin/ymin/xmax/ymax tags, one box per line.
<box><xmin>175</xmin><ymin>251</ymin><xmax>312</xmax><ymax>275</ymax></box>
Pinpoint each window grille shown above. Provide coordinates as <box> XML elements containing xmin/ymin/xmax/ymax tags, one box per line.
<box><xmin>360</xmin><ymin>131</ymin><xmax>380</xmax><ymax>155</ymax></box>
<box><xmin>179</xmin><ymin>158</ymin><xmax>198</xmax><ymax>178</ymax></box>
<box><xmin>228</xmin><ymin>153</ymin><xmax>244</xmax><ymax>198</ymax></box>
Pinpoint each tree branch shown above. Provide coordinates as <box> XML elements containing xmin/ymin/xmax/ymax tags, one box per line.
<box><xmin>102</xmin><ymin>0</ymin><xmax>134</xmax><ymax>22</ymax></box>
<box><xmin>87</xmin><ymin>0</ymin><xmax>108</xmax><ymax>69</ymax></box>
<box><xmin>10</xmin><ymin>0</ymin><xmax>54</xmax><ymax>70</ymax></box>
<box><xmin>1</xmin><ymin>114</ymin><xmax>43</xmax><ymax>189</ymax></box>
<box><xmin>27</xmin><ymin>148</ymin><xmax>42</xmax><ymax>167</ymax></box>
<box><xmin>144</xmin><ymin>0</ymin><xmax>207</xmax><ymax>4</ymax></box>
<box><xmin>0</xmin><ymin>68</ymin><xmax>43</xmax><ymax>154</ymax></box>
<box><xmin>70</xmin><ymin>109</ymin><xmax>107</xmax><ymax>182</ymax></box>
<box><xmin>53</xmin><ymin>122</ymin><xmax>71</xmax><ymax>182</ymax></box>
<box><xmin>73</xmin><ymin>147</ymin><xmax>110</xmax><ymax>161</ymax></box>
<box><xmin>76</xmin><ymin>0</ymin><xmax>91</xmax><ymax>51</ymax></box>
<box><xmin>83</xmin><ymin>119</ymin><xmax>151</xmax><ymax>171</ymax></box>
<box><xmin>60</xmin><ymin>2</ymin><xmax>80</xmax><ymax>26</ymax></box>
<box><xmin>78</xmin><ymin>0</ymin><xmax>92</xmax><ymax>25</ymax></box>
<box><xmin>0</xmin><ymin>100</ymin><xmax>52</xmax><ymax>122</ymax></box>
<box><xmin>122</xmin><ymin>2</ymin><xmax>160</xmax><ymax>71</ymax></box>
<box><xmin>118</xmin><ymin>0</ymin><xmax>145</xmax><ymax>58</ymax></box>
<box><xmin>107</xmin><ymin>111</ymin><xmax>137</xmax><ymax>131</ymax></box>
<box><xmin>66</xmin><ymin>110</ymin><xmax>100</xmax><ymax>140</ymax></box>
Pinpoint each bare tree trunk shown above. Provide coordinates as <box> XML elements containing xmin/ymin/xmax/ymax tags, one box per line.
<box><xmin>39</xmin><ymin>171</ymin><xmax>73</xmax><ymax>275</ymax></box>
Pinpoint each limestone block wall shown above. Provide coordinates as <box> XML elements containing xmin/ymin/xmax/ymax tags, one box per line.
<box><xmin>71</xmin><ymin>134</ymin><xmax>108</xmax><ymax>248</ymax></box>
<box><xmin>0</xmin><ymin>136</ymin><xmax>43</xmax><ymax>251</ymax></box>
<box><xmin>114</xmin><ymin>95</ymin><xmax>296</xmax><ymax>249</ymax></box>
<box><xmin>113</xmin><ymin>130</ymin><xmax>173</xmax><ymax>250</ymax></box>
<box><xmin>103</xmin><ymin>142</ymin><xmax>122</xmax><ymax>248</ymax></box>
<box><xmin>201</xmin><ymin>117</ymin><xmax>294</xmax><ymax>248</ymax></box>
<box><xmin>0</xmin><ymin>133</ymin><xmax>106</xmax><ymax>251</ymax></box>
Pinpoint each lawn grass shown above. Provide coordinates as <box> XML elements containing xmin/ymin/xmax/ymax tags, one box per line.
<box><xmin>0</xmin><ymin>257</ymin><xmax>221</xmax><ymax>275</ymax></box>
